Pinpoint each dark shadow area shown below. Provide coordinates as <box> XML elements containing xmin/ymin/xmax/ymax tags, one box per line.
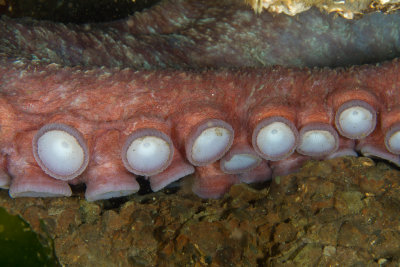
<box><xmin>0</xmin><ymin>0</ymin><xmax>160</xmax><ymax>23</ymax></box>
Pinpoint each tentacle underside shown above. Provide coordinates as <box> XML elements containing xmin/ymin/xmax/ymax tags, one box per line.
<box><xmin>0</xmin><ymin>59</ymin><xmax>399</xmax><ymax>200</ymax></box>
<box><xmin>2</xmin><ymin>0</ymin><xmax>400</xmax><ymax>200</ymax></box>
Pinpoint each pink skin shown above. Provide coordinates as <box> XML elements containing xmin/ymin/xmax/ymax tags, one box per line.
<box><xmin>0</xmin><ymin>171</ymin><xmax>10</xmax><ymax>189</ymax></box>
<box><xmin>333</xmin><ymin>99</ymin><xmax>377</xmax><ymax>139</ymax></box>
<box><xmin>295</xmin><ymin>70</ymin><xmax>339</xmax><ymax>157</ymax></box>
<box><xmin>296</xmin><ymin>123</ymin><xmax>339</xmax><ymax>157</ymax></box>
<box><xmin>0</xmin><ymin>156</ymin><xmax>10</xmax><ymax>188</ymax></box>
<box><xmin>1</xmin><ymin>59</ymin><xmax>400</xmax><ymax>200</ymax></box>
<box><xmin>328</xmin><ymin>86</ymin><xmax>379</xmax><ymax>153</ymax></box>
<box><xmin>192</xmin><ymin>163</ymin><xmax>239</xmax><ymax>199</ymax></box>
<box><xmin>218</xmin><ymin>74</ymin><xmax>262</xmax><ymax>172</ymax></box>
<box><xmin>184</xmin><ymin>118</ymin><xmax>234</xmax><ymax>166</ymax></box>
<box><xmin>220</xmin><ymin>129</ymin><xmax>262</xmax><ymax>174</ymax></box>
<box><xmin>32</xmin><ymin>123</ymin><xmax>89</xmax><ymax>181</ymax></box>
<box><xmin>246</xmin><ymin>68</ymin><xmax>300</xmax><ymax>161</ymax></box>
<box><xmin>370</xmin><ymin>63</ymin><xmax>400</xmax><ymax>155</ymax></box>
<box><xmin>269</xmin><ymin>153</ymin><xmax>311</xmax><ymax>178</ymax></box>
<box><xmin>325</xmin><ymin>136</ymin><xmax>357</xmax><ymax>159</ymax></box>
<box><xmin>236</xmin><ymin>161</ymin><xmax>272</xmax><ymax>184</ymax></box>
<box><xmin>121</xmin><ymin>117</ymin><xmax>174</xmax><ymax>176</ymax></box>
<box><xmin>384</xmin><ymin>121</ymin><xmax>400</xmax><ymax>154</ymax></box>
<box><xmin>336</xmin><ymin>60</ymin><xmax>400</xmax><ymax>162</ymax></box>
<box><xmin>85</xmin><ymin>130</ymin><xmax>139</xmax><ymax>202</ymax></box>
<box><xmin>172</xmin><ymin>108</ymin><xmax>234</xmax><ymax>166</ymax></box>
<box><xmin>356</xmin><ymin>128</ymin><xmax>400</xmax><ymax>166</ymax></box>
<box><xmin>251</xmin><ymin>116</ymin><xmax>299</xmax><ymax>161</ymax></box>
<box><xmin>150</xmin><ymin>147</ymin><xmax>195</xmax><ymax>192</ymax></box>
<box><xmin>8</xmin><ymin>132</ymin><xmax>72</xmax><ymax>197</ymax></box>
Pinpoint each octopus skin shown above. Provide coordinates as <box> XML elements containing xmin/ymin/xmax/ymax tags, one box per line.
<box><xmin>1</xmin><ymin>0</ymin><xmax>400</xmax><ymax>201</ymax></box>
<box><xmin>0</xmin><ymin>58</ymin><xmax>400</xmax><ymax>201</ymax></box>
<box><xmin>2</xmin><ymin>0</ymin><xmax>400</xmax><ymax>69</ymax></box>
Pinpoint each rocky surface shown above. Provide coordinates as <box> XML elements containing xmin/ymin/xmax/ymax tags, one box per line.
<box><xmin>1</xmin><ymin>1</ymin><xmax>400</xmax><ymax>266</ymax></box>
<box><xmin>1</xmin><ymin>156</ymin><xmax>400</xmax><ymax>266</ymax></box>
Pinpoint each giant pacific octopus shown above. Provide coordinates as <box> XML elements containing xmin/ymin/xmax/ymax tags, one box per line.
<box><xmin>1</xmin><ymin>0</ymin><xmax>400</xmax><ymax>201</ymax></box>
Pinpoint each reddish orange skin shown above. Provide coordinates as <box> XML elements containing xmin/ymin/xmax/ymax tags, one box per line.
<box><xmin>1</xmin><ymin>58</ymin><xmax>400</xmax><ymax>198</ymax></box>
<box><xmin>193</xmin><ymin>163</ymin><xmax>239</xmax><ymax>199</ymax></box>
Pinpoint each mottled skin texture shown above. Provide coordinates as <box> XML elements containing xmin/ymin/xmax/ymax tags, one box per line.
<box><xmin>1</xmin><ymin>57</ymin><xmax>400</xmax><ymax>199</ymax></box>
<box><xmin>2</xmin><ymin>0</ymin><xmax>400</xmax><ymax>69</ymax></box>
<box><xmin>1</xmin><ymin>0</ymin><xmax>400</xmax><ymax>200</ymax></box>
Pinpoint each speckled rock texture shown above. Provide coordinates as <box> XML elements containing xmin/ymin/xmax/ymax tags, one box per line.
<box><xmin>1</xmin><ymin>156</ymin><xmax>399</xmax><ymax>266</ymax></box>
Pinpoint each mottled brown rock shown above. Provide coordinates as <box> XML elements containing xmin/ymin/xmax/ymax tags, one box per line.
<box><xmin>1</xmin><ymin>156</ymin><xmax>400</xmax><ymax>265</ymax></box>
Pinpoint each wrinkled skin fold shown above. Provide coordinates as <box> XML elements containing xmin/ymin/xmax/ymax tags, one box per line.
<box><xmin>1</xmin><ymin>0</ymin><xmax>400</xmax><ymax>69</ymax></box>
<box><xmin>1</xmin><ymin>0</ymin><xmax>400</xmax><ymax>200</ymax></box>
<box><xmin>0</xmin><ymin>57</ymin><xmax>400</xmax><ymax>200</ymax></box>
